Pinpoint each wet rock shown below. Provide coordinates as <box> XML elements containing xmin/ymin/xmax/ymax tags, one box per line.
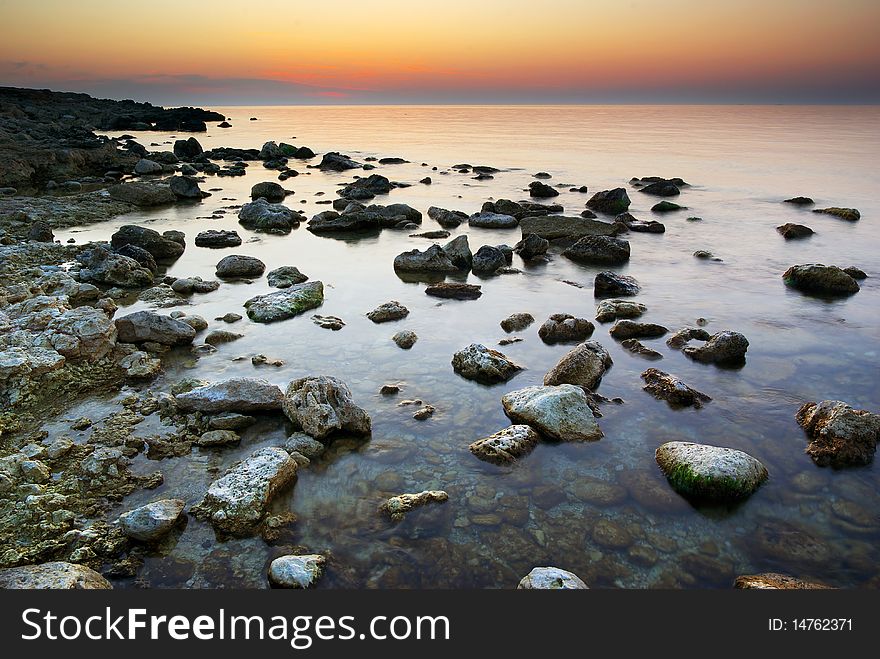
<box><xmin>528</xmin><ymin>181</ymin><xmax>558</xmax><ymax>198</ymax></box>
<box><xmin>115</xmin><ymin>310</ymin><xmax>196</xmax><ymax>345</ymax></box>
<box><xmin>193</xmin><ymin>447</ymin><xmax>297</xmax><ymax>535</ymax></box>
<box><xmin>111</xmin><ymin>224</ymin><xmax>185</xmax><ymax>261</ymax></box>
<box><xmin>621</xmin><ymin>339</ymin><xmax>663</xmax><ymax>359</ymax></box>
<box><xmin>379</xmin><ymin>384</ymin><xmax>400</xmax><ymax>395</ymax></box>
<box><xmin>655</xmin><ymin>441</ymin><xmax>768</xmax><ymax>502</ymax></box>
<box><xmin>411</xmin><ymin>230</ymin><xmax>450</xmax><ymax>239</ymax></box>
<box><xmin>393</xmin><ymin>244</ymin><xmax>458</xmax><ymax>273</ymax></box>
<box><xmin>44</xmin><ymin>305</ymin><xmax>117</xmax><ymax>359</ymax></box>
<box><xmin>340</xmin><ymin>174</ymin><xmax>392</xmax><ymax>200</ymax></box>
<box><xmin>173</xmin><ymin>137</ymin><xmax>203</xmax><ymax>159</ymax></box>
<box><xmin>783</xmin><ymin>196</ymin><xmax>814</xmax><ymax>206</ymax></box>
<box><xmin>594</xmin><ymin>271</ymin><xmax>640</xmax><ymax>297</ymax></box>
<box><xmin>119</xmin><ymin>499</ymin><xmax>186</xmax><ymax>542</ymax></box>
<box><xmin>208</xmin><ymin>413</ymin><xmax>255</xmax><ymax>431</ymax></box>
<box><xmin>319</xmin><ymin>152</ymin><xmax>361</xmax><ymax>171</ymax></box>
<box><xmin>452</xmin><ymin>343</ymin><xmax>522</xmax><ymax>384</ymax></box>
<box><xmin>195</xmin><ymin>229</ymin><xmax>242</xmax><ymax>248</ymax></box>
<box><xmin>250</xmin><ymin>181</ymin><xmax>286</xmax><ymax>202</ymax></box>
<box><xmin>427</xmin><ymin>206</ymin><xmax>467</xmax><ymax>228</ymax></box>
<box><xmin>843</xmin><ymin>266</ymin><xmax>867</xmax><ymax>280</ymax></box>
<box><xmin>514</xmin><ymin>233</ymin><xmax>549</xmax><ymax>259</ymax></box>
<box><xmin>109</xmin><ymin>182</ymin><xmax>176</xmax><ymax>206</ymax></box>
<box><xmin>312</xmin><ymin>315</ymin><xmax>344</xmax><ymax>330</ymax></box>
<box><xmin>284</xmin><ymin>433</ymin><xmax>325</xmax><ymax>459</ymax></box>
<box><xmin>196</xmin><ymin>429</ymin><xmax>241</xmax><ymax>447</ymax></box>
<box><xmin>0</xmin><ymin>562</ymin><xmax>111</xmax><ymax>589</ymax></box>
<box><xmin>120</xmin><ymin>351</ymin><xmax>162</xmax><ymax>379</ymax></box>
<box><xmin>393</xmin><ymin>330</ymin><xmax>418</xmax><ymax>349</ymax></box>
<box><xmin>283</xmin><ymin>375</ymin><xmax>371</xmax><ymax>439</ymax></box>
<box><xmin>134</xmin><ymin>158</ymin><xmax>163</xmax><ymax>175</ymax></box>
<box><xmin>638</xmin><ymin>180</ymin><xmax>680</xmax><ymax>196</ymax></box>
<box><xmin>595</xmin><ymin>299</ymin><xmax>647</xmax><ymax>323</ymax></box>
<box><xmin>204</xmin><ymin>329</ymin><xmax>243</xmax><ymax>345</ymax></box>
<box><xmin>469</xmin><ymin>425</ymin><xmax>540</xmax><ymax>464</ymax></box>
<box><xmin>217</xmin><ymin>313</ymin><xmax>242</xmax><ymax>323</ymax></box>
<box><xmin>175</xmin><ymin>378</ymin><xmax>284</xmax><ymax>413</ymax></box>
<box><xmin>538</xmin><ymin>313</ymin><xmax>594</xmax><ymax>344</ymax></box>
<box><xmin>501</xmin><ymin>312</ymin><xmax>534</xmax><ymax>332</ymax></box>
<box><xmin>517</xmin><ymin>567</ymin><xmax>588</xmax><ymax>590</ymax></box>
<box><xmin>796</xmin><ymin>400</ymin><xmax>880</xmax><ymax>467</ymax></box>
<box><xmin>238</xmin><ymin>198</ymin><xmax>302</xmax><ymax>234</ymax></box>
<box><xmin>216</xmin><ymin>254</ymin><xmax>267</xmax><ymax>280</ymax></box>
<box><xmin>170</xmin><ymin>277</ymin><xmax>219</xmax><ymax>296</ymax></box>
<box><xmin>412</xmin><ymin>404</ymin><xmax>435</xmax><ymax>420</ymax></box>
<box><xmin>268</xmin><ymin>554</ymin><xmax>326</xmax><ymax>588</ymax></box>
<box><xmin>379</xmin><ymin>490</ymin><xmax>449</xmax><ymax>522</ymax></box>
<box><xmin>651</xmin><ymin>200</ymin><xmax>685</xmax><ymax>213</ymax></box>
<box><xmin>666</xmin><ymin>327</ymin><xmax>711</xmax><ymax>349</ymax></box>
<box><xmin>502</xmin><ymin>385</ymin><xmax>603</xmax><ymax>441</ymax></box>
<box><xmin>641</xmin><ymin>368</ymin><xmax>711</xmax><ymax>408</ymax></box>
<box><xmin>27</xmin><ymin>220</ymin><xmax>54</xmax><ymax>242</ymax></box>
<box><xmin>472</xmin><ymin>245</ymin><xmax>508</xmax><ymax>273</ymax></box>
<box><xmin>592</xmin><ymin>519</ymin><xmax>633</xmax><ymax>549</ymax></box>
<box><xmin>468</xmin><ymin>212</ymin><xmax>518</xmax><ymax>229</ymax></box>
<box><xmin>734</xmin><ymin>573</ymin><xmax>831</xmax><ymax>589</ymax></box>
<box><xmin>682</xmin><ymin>331</ymin><xmax>749</xmax><ymax>365</ymax></box>
<box><xmin>782</xmin><ymin>264</ymin><xmax>859</xmax><ymax>296</ymax></box>
<box><xmin>586</xmin><ymin>188</ymin><xmax>631</xmax><ymax>215</ymax></box>
<box><xmin>366</xmin><ymin>300</ymin><xmax>409</xmax><ymax>323</ymax></box>
<box><xmin>777</xmin><ymin>223</ymin><xmax>814</xmax><ymax>239</ymax></box>
<box><xmin>169</xmin><ymin>175</ymin><xmax>204</xmax><ymax>200</ymax></box>
<box><xmin>267</xmin><ymin>266</ymin><xmax>308</xmax><ymax>288</ymax></box>
<box><xmin>443</xmin><ymin>235</ymin><xmax>473</xmax><ymax>269</ymax></box>
<box><xmin>176</xmin><ymin>314</ymin><xmax>208</xmax><ymax>331</ymax></box>
<box><xmin>812</xmin><ymin>207</ymin><xmax>860</xmax><ymax>222</ymax></box>
<box><xmin>519</xmin><ymin>215</ymin><xmax>622</xmax><ymax>240</ymax></box>
<box><xmin>543</xmin><ymin>341</ymin><xmax>612</xmax><ymax>390</ymax></box>
<box><xmin>609</xmin><ymin>319</ymin><xmax>667</xmax><ymax>339</ymax></box>
<box><xmin>693</xmin><ymin>250</ymin><xmax>721</xmax><ymax>261</ymax></box>
<box><xmin>244</xmin><ymin>281</ymin><xmax>325</xmax><ymax>323</ymax></box>
<box><xmin>562</xmin><ymin>235</ymin><xmax>630</xmax><ymax>265</ymax></box>
<box><xmin>424</xmin><ymin>282</ymin><xmax>482</xmax><ymax>300</ymax></box>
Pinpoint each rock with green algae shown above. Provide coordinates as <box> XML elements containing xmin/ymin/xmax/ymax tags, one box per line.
<box><xmin>244</xmin><ymin>281</ymin><xmax>324</xmax><ymax>323</ymax></box>
<box><xmin>379</xmin><ymin>490</ymin><xmax>449</xmax><ymax>522</ymax></box>
<box><xmin>782</xmin><ymin>264</ymin><xmax>859</xmax><ymax>296</ymax></box>
<box><xmin>655</xmin><ymin>441</ymin><xmax>768</xmax><ymax>502</ymax></box>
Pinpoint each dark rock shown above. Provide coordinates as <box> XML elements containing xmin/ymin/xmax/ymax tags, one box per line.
<box><xmin>427</xmin><ymin>206</ymin><xmax>467</xmax><ymax>228</ymax></box>
<box><xmin>777</xmin><ymin>223</ymin><xmax>814</xmax><ymax>239</ymax></box>
<box><xmin>27</xmin><ymin>220</ymin><xmax>54</xmax><ymax>242</ymax></box>
<box><xmin>638</xmin><ymin>180</ymin><xmax>680</xmax><ymax>196</ymax></box>
<box><xmin>472</xmin><ymin>245</ymin><xmax>507</xmax><ymax>273</ymax></box>
<box><xmin>796</xmin><ymin>400</ymin><xmax>880</xmax><ymax>468</ymax></box>
<box><xmin>563</xmin><ymin>236</ymin><xmax>630</xmax><ymax>265</ymax></box>
<box><xmin>394</xmin><ymin>245</ymin><xmax>458</xmax><ymax>273</ymax></box>
<box><xmin>110</xmin><ymin>224</ymin><xmax>185</xmax><ymax>261</ymax></box>
<box><xmin>594</xmin><ymin>271</ymin><xmax>640</xmax><ymax>297</ymax></box>
<box><xmin>215</xmin><ymin>255</ymin><xmax>266</xmax><ymax>279</ymax></box>
<box><xmin>782</xmin><ymin>264</ymin><xmax>859</xmax><ymax>295</ymax></box>
<box><xmin>514</xmin><ymin>233</ymin><xmax>549</xmax><ymax>259</ymax></box>
<box><xmin>666</xmin><ymin>327</ymin><xmax>711</xmax><ymax>349</ymax></box>
<box><xmin>340</xmin><ymin>174</ymin><xmax>392</xmax><ymax>200</ymax></box>
<box><xmin>783</xmin><ymin>197</ymin><xmax>814</xmax><ymax>206</ymax></box>
<box><xmin>528</xmin><ymin>181</ymin><xmax>559</xmax><ymax>198</ymax></box>
<box><xmin>682</xmin><ymin>331</ymin><xmax>749</xmax><ymax>365</ymax></box>
<box><xmin>195</xmin><ymin>229</ymin><xmax>242</xmax><ymax>248</ymax></box>
<box><xmin>173</xmin><ymin>137</ymin><xmax>203</xmax><ymax>159</ymax></box>
<box><xmin>650</xmin><ymin>200</ymin><xmax>685</xmax><ymax>213</ymax></box>
<box><xmin>586</xmin><ymin>188</ymin><xmax>631</xmax><ymax>214</ymax></box>
<box><xmin>108</xmin><ymin>182</ymin><xmax>175</xmax><ymax>207</ymax></box>
<box><xmin>812</xmin><ymin>207</ymin><xmax>860</xmax><ymax>222</ymax></box>
<box><xmin>115</xmin><ymin>244</ymin><xmax>157</xmax><ymax>274</ymax></box>
<box><xmin>250</xmin><ymin>181</ymin><xmax>286</xmax><ymax>202</ymax></box>
<box><xmin>319</xmin><ymin>152</ymin><xmax>361</xmax><ymax>171</ymax></box>
<box><xmin>621</xmin><ymin>338</ymin><xmax>663</xmax><ymax>359</ymax></box>
<box><xmin>843</xmin><ymin>266</ymin><xmax>867</xmax><ymax>280</ymax></box>
<box><xmin>538</xmin><ymin>313</ymin><xmax>595</xmax><ymax>344</ymax></box>
<box><xmin>424</xmin><ymin>282</ymin><xmax>482</xmax><ymax>300</ymax></box>
<box><xmin>610</xmin><ymin>320</ymin><xmax>668</xmax><ymax>339</ymax></box>
<box><xmin>641</xmin><ymin>368</ymin><xmax>710</xmax><ymax>407</ymax></box>
<box><xmin>169</xmin><ymin>175</ymin><xmax>204</xmax><ymax>200</ymax></box>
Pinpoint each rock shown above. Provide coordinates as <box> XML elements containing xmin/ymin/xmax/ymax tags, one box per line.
<box><xmin>502</xmin><ymin>385</ymin><xmax>603</xmax><ymax>441</ymax></box>
<box><xmin>651</xmin><ymin>200</ymin><xmax>685</xmax><ymax>213</ymax></box>
<box><xmin>341</xmin><ymin>174</ymin><xmax>392</xmax><ymax>200</ymax></box>
<box><xmin>543</xmin><ymin>341</ymin><xmax>612</xmax><ymax>389</ymax></box>
<box><xmin>843</xmin><ymin>266</ymin><xmax>867</xmax><ymax>280</ymax></box>
<box><xmin>472</xmin><ymin>245</ymin><xmax>508</xmax><ymax>273</ymax></box>
<box><xmin>424</xmin><ymin>282</ymin><xmax>482</xmax><ymax>300</ymax></box>
<box><xmin>208</xmin><ymin>413</ymin><xmax>256</xmax><ymax>431</ymax></box>
<box><xmin>683</xmin><ymin>331</ymin><xmax>749</xmax><ymax>365</ymax></box>
<box><xmin>501</xmin><ymin>312</ymin><xmax>534</xmax><ymax>332</ymax></box>
<box><xmin>173</xmin><ymin>137</ymin><xmax>203</xmax><ymax>159</ymax></box>
<box><xmin>393</xmin><ymin>330</ymin><xmax>418</xmax><ymax>349</ymax></box>
<box><xmin>514</xmin><ymin>233</ymin><xmax>549</xmax><ymax>259</ymax></box>
<box><xmin>777</xmin><ymin>223</ymin><xmax>814</xmax><ymax>239</ymax></box>
<box><xmin>312</xmin><ymin>315</ymin><xmax>344</xmax><ymax>330</ymax></box>
<box><xmin>609</xmin><ymin>319</ymin><xmax>668</xmax><ymax>339</ymax></box>
<box><xmin>412</xmin><ymin>404</ymin><xmax>435</xmax><ymax>420</ymax></box>
<box><xmin>284</xmin><ymin>433</ymin><xmax>326</xmax><ymax>459</ymax></box>
<box><xmin>115</xmin><ymin>244</ymin><xmax>158</xmax><ymax>274</ymax></box>
<box><xmin>238</xmin><ymin>198</ymin><xmax>301</xmax><ymax>234</ymax></box>
<box><xmin>282</xmin><ymin>375</ymin><xmax>371</xmax><ymax>439</ymax></box>
<box><xmin>259</xmin><ymin>141</ymin><xmax>282</xmax><ymax>159</ymax></box>
<box><xmin>693</xmin><ymin>250</ymin><xmax>721</xmax><ymax>261</ymax></box>
<box><xmin>594</xmin><ymin>271</ymin><xmax>640</xmax><ymax>297</ymax></box>
<box><xmin>528</xmin><ymin>181</ymin><xmax>558</xmax><ymax>198</ymax></box>
<box><xmin>517</xmin><ymin>567</ymin><xmax>588</xmax><ymax>590</ymax></box>
<box><xmin>641</xmin><ymin>368</ymin><xmax>711</xmax><ymax>408</ymax></box>
<box><xmin>796</xmin><ymin>400</ymin><xmax>880</xmax><ymax>467</ymax></box>
<box><xmin>111</xmin><ymin>224</ymin><xmax>185</xmax><ymax>261</ymax></box>
<box><xmin>428</xmin><ymin>206</ymin><xmax>467</xmax><ymax>228</ymax></box>
<box><xmin>267</xmin><ymin>266</ymin><xmax>308</xmax><ymax>288</ymax></box>
<box><xmin>204</xmin><ymin>329</ymin><xmax>243</xmax><ymax>345</ymax></box>
<box><xmin>595</xmin><ymin>299</ymin><xmax>646</xmax><ymax>323</ymax></box>
<box><xmin>175</xmin><ymin>378</ymin><xmax>284</xmax><ymax>413</ymax></box>
<box><xmin>27</xmin><ymin>220</ymin><xmax>54</xmax><ymax>242</ymax></box>
<box><xmin>563</xmin><ymin>235</ymin><xmax>630</xmax><ymax>265</ymax></box>
<box><xmin>319</xmin><ymin>152</ymin><xmax>361</xmax><ymax>171</ymax></box>
<box><xmin>215</xmin><ymin>254</ymin><xmax>266</xmax><ymax>279</ymax></box>
<box><xmin>411</xmin><ymin>230</ymin><xmax>450</xmax><ymax>239</ymax></box>
<box><xmin>734</xmin><ymin>573</ymin><xmax>831</xmax><ymax>589</ymax></box>
<box><xmin>393</xmin><ymin>245</ymin><xmax>458</xmax><ymax>273</ymax></box>
<box><xmin>217</xmin><ymin>313</ymin><xmax>242</xmax><ymax>323</ymax></box>
<box><xmin>783</xmin><ymin>196</ymin><xmax>814</xmax><ymax>206</ymax></box>
<box><xmin>193</xmin><ymin>447</ymin><xmax>297</xmax><ymax>535</ymax></box>
<box><xmin>666</xmin><ymin>327</ymin><xmax>712</xmax><ymax>349</ymax></box>
<box><xmin>134</xmin><ymin>158</ymin><xmax>164</xmax><ymax>175</ymax></box>
<box><xmin>169</xmin><ymin>175</ymin><xmax>204</xmax><ymax>200</ymax></box>
<box><xmin>109</xmin><ymin>182</ymin><xmax>176</xmax><ymax>206</ymax></box>
<box><xmin>469</xmin><ymin>425</ymin><xmax>540</xmax><ymax>464</ymax></box>
<box><xmin>120</xmin><ymin>351</ymin><xmax>162</xmax><ymax>378</ymax></box>
<box><xmin>812</xmin><ymin>207</ymin><xmax>860</xmax><ymax>222</ymax></box>
<box><xmin>171</xmin><ymin>277</ymin><xmax>219</xmax><ymax>295</ymax></box>
<box><xmin>379</xmin><ymin>491</ymin><xmax>449</xmax><ymax>522</ymax></box>
<box><xmin>244</xmin><ymin>281</ymin><xmax>324</xmax><ymax>323</ymax></box>
<box><xmin>621</xmin><ymin>339</ymin><xmax>663</xmax><ymax>359</ymax></box>
<box><xmin>442</xmin><ymin>235</ymin><xmax>473</xmax><ymax>269</ymax></box>
<box><xmin>468</xmin><ymin>212</ymin><xmax>519</xmax><ymax>229</ymax></box>
<box><xmin>519</xmin><ymin>215</ymin><xmax>622</xmax><ymax>240</ymax></box>
<box><xmin>655</xmin><ymin>441</ymin><xmax>768</xmax><ymax>502</ymax></box>
<box><xmin>119</xmin><ymin>499</ymin><xmax>186</xmax><ymax>541</ymax></box>
<box><xmin>538</xmin><ymin>313</ymin><xmax>594</xmax><ymax>344</ymax></box>
<box><xmin>268</xmin><ymin>555</ymin><xmax>326</xmax><ymax>588</ymax></box>
<box><xmin>380</xmin><ymin>385</ymin><xmax>400</xmax><ymax>395</ymax></box>
<box><xmin>586</xmin><ymin>188</ymin><xmax>631</xmax><ymax>215</ymax></box>
<box><xmin>0</xmin><ymin>562</ymin><xmax>111</xmax><ymax>589</ymax></box>
<box><xmin>250</xmin><ymin>181</ymin><xmax>286</xmax><ymax>202</ymax></box>
<box><xmin>115</xmin><ymin>310</ymin><xmax>196</xmax><ymax>345</ymax></box>
<box><xmin>639</xmin><ymin>180</ymin><xmax>680</xmax><ymax>196</ymax></box>
<box><xmin>196</xmin><ymin>429</ymin><xmax>241</xmax><ymax>446</ymax></box>
<box><xmin>420</xmin><ymin>177</ymin><xmax>432</xmax><ymax>185</ymax></box>
<box><xmin>782</xmin><ymin>264</ymin><xmax>859</xmax><ymax>295</ymax></box>
<box><xmin>451</xmin><ymin>343</ymin><xmax>522</xmax><ymax>384</ymax></box>
<box><xmin>366</xmin><ymin>300</ymin><xmax>409</xmax><ymax>323</ymax></box>
<box><xmin>195</xmin><ymin>229</ymin><xmax>242</xmax><ymax>248</ymax></box>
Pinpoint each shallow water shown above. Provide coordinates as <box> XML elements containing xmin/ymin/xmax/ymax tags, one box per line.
<box><xmin>57</xmin><ymin>105</ymin><xmax>880</xmax><ymax>588</ymax></box>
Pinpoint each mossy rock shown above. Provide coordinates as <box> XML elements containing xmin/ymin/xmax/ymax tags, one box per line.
<box><xmin>655</xmin><ymin>441</ymin><xmax>768</xmax><ymax>502</ymax></box>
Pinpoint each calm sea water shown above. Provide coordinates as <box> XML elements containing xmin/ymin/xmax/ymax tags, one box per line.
<box><xmin>58</xmin><ymin>105</ymin><xmax>880</xmax><ymax>588</ymax></box>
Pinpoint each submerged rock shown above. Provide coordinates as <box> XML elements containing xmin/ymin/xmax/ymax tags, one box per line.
<box><xmin>500</xmin><ymin>312</ymin><xmax>534</xmax><ymax>332</ymax></box>
<box><xmin>538</xmin><ymin>313</ymin><xmax>594</xmax><ymax>344</ymax></box>
<box><xmin>119</xmin><ymin>499</ymin><xmax>186</xmax><ymax>542</ymax></box>
<box><xmin>734</xmin><ymin>573</ymin><xmax>831</xmax><ymax>590</ymax></box>
<box><xmin>319</xmin><ymin>152</ymin><xmax>361</xmax><ymax>171</ymax></box>
<box><xmin>379</xmin><ymin>490</ymin><xmax>449</xmax><ymax>522</ymax></box>
<box><xmin>244</xmin><ymin>281</ymin><xmax>324</xmax><ymax>323</ymax></box>
<box><xmin>563</xmin><ymin>235</ymin><xmax>631</xmax><ymax>265</ymax></box>
<box><xmin>115</xmin><ymin>310</ymin><xmax>196</xmax><ymax>345</ymax></box>
<box><xmin>393</xmin><ymin>245</ymin><xmax>458</xmax><ymax>273</ymax></box>
<box><xmin>655</xmin><ymin>441</ymin><xmax>768</xmax><ymax>502</ymax></box>
<box><xmin>312</xmin><ymin>314</ymin><xmax>344</xmax><ymax>330</ymax></box>
<box><xmin>424</xmin><ymin>282</ymin><xmax>482</xmax><ymax>300</ymax></box>
<box><xmin>796</xmin><ymin>400</ymin><xmax>880</xmax><ymax>467</ymax></box>
<box><xmin>238</xmin><ymin>198</ymin><xmax>301</xmax><ymax>234</ymax></box>
<box><xmin>641</xmin><ymin>368</ymin><xmax>711</xmax><ymax>408</ymax></box>
<box><xmin>469</xmin><ymin>212</ymin><xmax>519</xmax><ymax>229</ymax></box>
<box><xmin>502</xmin><ymin>385</ymin><xmax>603</xmax><ymax>441</ymax></box>
<box><xmin>0</xmin><ymin>562</ymin><xmax>111</xmax><ymax>589</ymax></box>
<box><xmin>195</xmin><ymin>229</ymin><xmax>242</xmax><ymax>248</ymax></box>
<box><xmin>175</xmin><ymin>378</ymin><xmax>284</xmax><ymax>413</ymax></box>
<box><xmin>609</xmin><ymin>319</ymin><xmax>668</xmax><ymax>339</ymax></box>
<box><xmin>528</xmin><ymin>181</ymin><xmax>559</xmax><ymax>198</ymax></box>
<box><xmin>666</xmin><ymin>326</ymin><xmax>712</xmax><ymax>349</ymax></box>
<box><xmin>543</xmin><ymin>341</ymin><xmax>612</xmax><ymax>390</ymax></box>
<box><xmin>783</xmin><ymin>196</ymin><xmax>814</xmax><ymax>206</ymax></box>
<box><xmin>782</xmin><ymin>264</ymin><xmax>859</xmax><ymax>295</ymax></box>
<box><xmin>812</xmin><ymin>207</ymin><xmax>860</xmax><ymax>222</ymax></box>
<box><xmin>517</xmin><ymin>567</ymin><xmax>588</xmax><ymax>590</ymax></box>
<box><xmin>366</xmin><ymin>300</ymin><xmax>409</xmax><ymax>323</ymax></box>
<box><xmin>469</xmin><ymin>425</ymin><xmax>540</xmax><ymax>464</ymax></box>
<box><xmin>109</xmin><ymin>182</ymin><xmax>176</xmax><ymax>206</ymax></box>
<box><xmin>777</xmin><ymin>223</ymin><xmax>814</xmax><ymax>240</ymax></box>
<box><xmin>250</xmin><ymin>181</ymin><xmax>286</xmax><ymax>202</ymax></box>
<box><xmin>621</xmin><ymin>339</ymin><xmax>663</xmax><ymax>359</ymax></box>
<box><xmin>282</xmin><ymin>375</ymin><xmax>371</xmax><ymax>439</ymax></box>
<box><xmin>586</xmin><ymin>188</ymin><xmax>631</xmax><ymax>215</ymax></box>
<box><xmin>451</xmin><ymin>343</ymin><xmax>522</xmax><ymax>384</ymax></box>
<box><xmin>340</xmin><ymin>174</ymin><xmax>392</xmax><ymax>200</ymax></box>
<box><xmin>268</xmin><ymin>555</ymin><xmax>326</xmax><ymax>589</ymax></box>
<box><xmin>594</xmin><ymin>271</ymin><xmax>640</xmax><ymax>297</ymax></box>
<box><xmin>682</xmin><ymin>331</ymin><xmax>749</xmax><ymax>365</ymax></box>
<box><xmin>595</xmin><ymin>299</ymin><xmax>647</xmax><ymax>323</ymax></box>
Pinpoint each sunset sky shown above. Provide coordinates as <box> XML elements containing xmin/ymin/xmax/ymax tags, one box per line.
<box><xmin>1</xmin><ymin>0</ymin><xmax>878</xmax><ymax>104</ymax></box>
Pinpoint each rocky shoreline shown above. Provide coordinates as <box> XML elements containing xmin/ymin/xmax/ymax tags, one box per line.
<box><xmin>0</xmin><ymin>88</ymin><xmax>877</xmax><ymax>590</ymax></box>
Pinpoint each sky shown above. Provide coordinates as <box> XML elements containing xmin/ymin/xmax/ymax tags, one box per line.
<box><xmin>1</xmin><ymin>0</ymin><xmax>879</xmax><ymax>105</ymax></box>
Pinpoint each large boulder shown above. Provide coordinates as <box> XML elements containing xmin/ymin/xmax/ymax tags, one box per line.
<box><xmin>514</xmin><ymin>233</ymin><xmax>549</xmax><ymax>259</ymax></box>
<box><xmin>501</xmin><ymin>385</ymin><xmax>603</xmax><ymax>441</ymax></box>
<box><xmin>193</xmin><ymin>447</ymin><xmax>298</xmax><ymax>535</ymax></box>
<box><xmin>175</xmin><ymin>378</ymin><xmax>284</xmax><ymax>413</ymax></box>
<box><xmin>655</xmin><ymin>441</ymin><xmax>768</xmax><ymax>502</ymax></box>
<box><xmin>451</xmin><ymin>343</ymin><xmax>522</xmax><ymax>384</ymax></box>
<box><xmin>469</xmin><ymin>425</ymin><xmax>540</xmax><ymax>464</ymax></box>
<box><xmin>782</xmin><ymin>264</ymin><xmax>859</xmax><ymax>296</ymax></box>
<box><xmin>443</xmin><ymin>235</ymin><xmax>473</xmax><ymax>269</ymax></box>
<box><xmin>239</xmin><ymin>198</ymin><xmax>301</xmax><ymax>234</ymax></box>
<box><xmin>119</xmin><ymin>499</ymin><xmax>186</xmax><ymax>542</ymax></box>
<box><xmin>216</xmin><ymin>254</ymin><xmax>266</xmax><ymax>279</ymax></box>
<box><xmin>75</xmin><ymin>245</ymin><xmax>154</xmax><ymax>288</ymax></box>
<box><xmin>108</xmin><ymin>182</ymin><xmax>176</xmax><ymax>206</ymax></box>
<box><xmin>586</xmin><ymin>188</ymin><xmax>631</xmax><ymax>214</ymax></box>
<box><xmin>110</xmin><ymin>224</ymin><xmax>185</xmax><ymax>261</ymax></box>
<box><xmin>563</xmin><ymin>235</ymin><xmax>630</xmax><ymax>265</ymax></box>
<box><xmin>538</xmin><ymin>313</ymin><xmax>594</xmax><ymax>344</ymax></box>
<box><xmin>115</xmin><ymin>310</ymin><xmax>196</xmax><ymax>345</ymax></box>
<box><xmin>796</xmin><ymin>400</ymin><xmax>880</xmax><ymax>467</ymax></box>
<box><xmin>517</xmin><ymin>567</ymin><xmax>588</xmax><ymax>590</ymax></box>
<box><xmin>244</xmin><ymin>281</ymin><xmax>324</xmax><ymax>323</ymax></box>
<box><xmin>282</xmin><ymin>375</ymin><xmax>371</xmax><ymax>439</ymax></box>
<box><xmin>543</xmin><ymin>341</ymin><xmax>612</xmax><ymax>390</ymax></box>
<box><xmin>469</xmin><ymin>211</ymin><xmax>519</xmax><ymax>229</ymax></box>
<box><xmin>393</xmin><ymin>245</ymin><xmax>458</xmax><ymax>273</ymax></box>
<box><xmin>0</xmin><ymin>562</ymin><xmax>111</xmax><ymax>589</ymax></box>
<box><xmin>250</xmin><ymin>181</ymin><xmax>286</xmax><ymax>202</ymax></box>
<box><xmin>682</xmin><ymin>331</ymin><xmax>749</xmax><ymax>365</ymax></box>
